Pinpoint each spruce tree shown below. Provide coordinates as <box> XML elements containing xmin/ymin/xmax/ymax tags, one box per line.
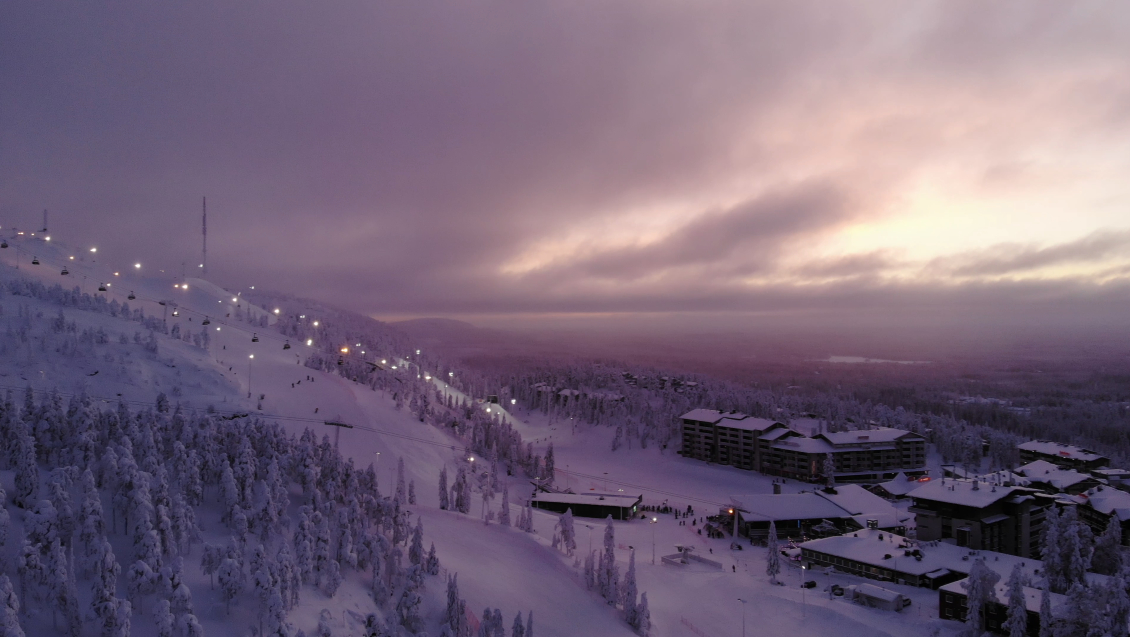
<box><xmin>439</xmin><ymin>467</ymin><xmax>450</xmax><ymax>510</ymax></box>
<box><xmin>1004</xmin><ymin>564</ymin><xmax>1027</xmax><ymax>637</ymax></box>
<box><xmin>765</xmin><ymin>521</ymin><xmax>780</xmax><ymax>583</ymax></box>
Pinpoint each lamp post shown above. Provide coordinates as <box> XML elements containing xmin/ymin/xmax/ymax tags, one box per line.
<box><xmin>801</xmin><ymin>564</ymin><xmax>807</xmax><ymax>617</ymax></box>
<box><xmin>650</xmin><ymin>517</ymin><xmax>658</xmax><ymax>565</ymax></box>
<box><xmin>248</xmin><ymin>354</ymin><xmax>254</xmax><ymax>399</ymax></box>
<box><xmin>585</xmin><ymin>524</ymin><xmax>594</xmax><ymax>555</ymax></box>
<box><xmin>737</xmin><ymin>598</ymin><xmax>747</xmax><ymax>637</ymax></box>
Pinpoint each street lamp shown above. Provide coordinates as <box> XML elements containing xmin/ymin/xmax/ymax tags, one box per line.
<box><xmin>801</xmin><ymin>564</ymin><xmax>807</xmax><ymax>617</ymax></box>
<box><xmin>248</xmin><ymin>354</ymin><xmax>254</xmax><ymax>399</ymax></box>
<box><xmin>737</xmin><ymin>599</ymin><xmax>748</xmax><ymax>637</ymax></box>
<box><xmin>650</xmin><ymin>517</ymin><xmax>658</xmax><ymax>565</ymax></box>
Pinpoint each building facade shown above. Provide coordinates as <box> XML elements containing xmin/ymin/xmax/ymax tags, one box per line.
<box><xmin>909</xmin><ymin>479</ymin><xmax>1051</xmax><ymax>558</ymax></box>
<box><xmin>679</xmin><ymin>409</ymin><xmax>927</xmax><ymax>483</ymax></box>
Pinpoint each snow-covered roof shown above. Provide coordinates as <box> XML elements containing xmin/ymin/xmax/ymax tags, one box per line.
<box><xmin>679</xmin><ymin>409</ymin><xmax>784</xmax><ymax>433</ymax></box>
<box><xmin>728</xmin><ymin>493</ymin><xmax>852</xmax><ymax>522</ymax></box>
<box><xmin>1078</xmin><ymin>486</ymin><xmax>1130</xmax><ymax>520</ymax></box>
<box><xmin>759</xmin><ymin>427</ymin><xmax>799</xmax><ymax>441</ymax></box>
<box><xmin>816</xmin><ymin>428</ymin><xmax>922</xmax><ymax>446</ymax></box>
<box><xmin>908</xmin><ymin>478</ymin><xmax>1021</xmax><ymax>509</ymax></box>
<box><xmin>531</xmin><ymin>492</ymin><xmax>642</xmax><ymax>508</ymax></box>
<box><xmin>874</xmin><ymin>473</ymin><xmax>923</xmax><ymax>497</ymax></box>
<box><xmin>770</xmin><ymin>437</ymin><xmax>835</xmax><ymax>454</ymax></box>
<box><xmin>853</xmin><ymin>583</ymin><xmax>903</xmax><ymax>603</ymax></box>
<box><xmin>816</xmin><ymin>485</ymin><xmax>910</xmax><ymax>527</ymax></box>
<box><xmin>939</xmin><ymin>579</ymin><xmax>1065</xmax><ymax>615</ymax></box>
<box><xmin>1016</xmin><ymin>461</ymin><xmax>1094</xmax><ymax>491</ymax></box>
<box><xmin>1018</xmin><ymin>441</ymin><xmax>1107</xmax><ymax>464</ymax></box>
<box><xmin>801</xmin><ymin>529</ymin><xmax>1039</xmax><ymax>582</ymax></box>
<box><xmin>974</xmin><ymin>469</ymin><xmax>1031</xmax><ymax>487</ymax></box>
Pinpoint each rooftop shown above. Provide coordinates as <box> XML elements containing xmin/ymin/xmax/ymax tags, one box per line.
<box><xmin>680</xmin><ymin>409</ymin><xmax>784</xmax><ymax>433</ymax></box>
<box><xmin>815</xmin><ymin>485</ymin><xmax>911</xmax><ymax>528</ymax></box>
<box><xmin>801</xmin><ymin>529</ymin><xmax>1042</xmax><ymax>582</ymax></box>
<box><xmin>1078</xmin><ymin>485</ymin><xmax>1130</xmax><ymax>520</ymax></box>
<box><xmin>816</xmin><ymin>427</ymin><xmax>923</xmax><ymax>446</ymax></box>
<box><xmin>531</xmin><ymin>492</ymin><xmax>642</xmax><ymax>508</ymax></box>
<box><xmin>940</xmin><ymin>579</ymin><xmax>1065</xmax><ymax>615</ymax></box>
<box><xmin>771</xmin><ymin>437</ymin><xmax>835</xmax><ymax>454</ymax></box>
<box><xmin>874</xmin><ymin>473</ymin><xmax>925</xmax><ymax>497</ymax></box>
<box><xmin>1016</xmin><ymin>460</ymin><xmax>1095</xmax><ymax>491</ymax></box>
<box><xmin>729</xmin><ymin>493</ymin><xmax>852</xmax><ymax>522</ymax></box>
<box><xmin>1018</xmin><ymin>440</ymin><xmax>1107</xmax><ymax>464</ymax></box>
<box><xmin>908</xmin><ymin>478</ymin><xmax>1022</xmax><ymax>509</ymax></box>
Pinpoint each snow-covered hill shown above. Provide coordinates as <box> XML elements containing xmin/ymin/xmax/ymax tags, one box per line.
<box><xmin>0</xmin><ymin>232</ymin><xmax>959</xmax><ymax>637</ymax></box>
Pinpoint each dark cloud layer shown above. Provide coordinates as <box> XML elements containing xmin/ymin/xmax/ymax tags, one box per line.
<box><xmin>1</xmin><ymin>1</ymin><xmax>1128</xmax><ymax>333</ymax></box>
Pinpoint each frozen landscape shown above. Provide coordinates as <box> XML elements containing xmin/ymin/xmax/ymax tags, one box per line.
<box><xmin>3</xmin><ymin>3</ymin><xmax>1130</xmax><ymax>636</ymax></box>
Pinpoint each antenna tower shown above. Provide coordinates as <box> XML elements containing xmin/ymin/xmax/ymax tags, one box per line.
<box><xmin>202</xmin><ymin>197</ymin><xmax>207</xmax><ymax>277</ymax></box>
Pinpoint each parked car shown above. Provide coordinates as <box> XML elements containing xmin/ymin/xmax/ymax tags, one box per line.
<box><xmin>831</xmin><ymin>585</ymin><xmax>845</xmax><ymax>597</ymax></box>
<box><xmin>802</xmin><ymin>580</ymin><xmax>817</xmax><ymax>589</ymax></box>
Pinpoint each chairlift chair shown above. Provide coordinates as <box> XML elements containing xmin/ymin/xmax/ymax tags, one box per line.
<box><xmin>283</xmin><ymin>341</ymin><xmax>291</xmax><ymax>350</ymax></box>
<box><xmin>158</xmin><ymin>301</ymin><xmax>166</xmax><ymax>306</ymax></box>
<box><xmin>337</xmin><ymin>357</ymin><xmax>345</xmax><ymax>366</ymax></box>
<box><xmin>172</xmin><ymin>309</ymin><xmax>179</xmax><ymax>317</ymax></box>
<box><xmin>202</xmin><ymin>317</ymin><xmax>211</xmax><ymax>325</ymax></box>
<box><xmin>128</xmin><ymin>291</ymin><xmax>136</xmax><ymax>300</ymax></box>
<box><xmin>252</xmin><ymin>333</ymin><xmax>259</xmax><ymax>343</ymax></box>
<box><xmin>60</xmin><ymin>267</ymin><xmax>69</xmax><ymax>275</ymax></box>
<box><xmin>32</xmin><ymin>257</ymin><xmax>40</xmax><ymax>265</ymax></box>
<box><xmin>98</xmin><ymin>283</ymin><xmax>107</xmax><ymax>292</ymax></box>
<box><xmin>0</xmin><ymin>241</ymin><xmax>7</xmax><ymax>248</ymax></box>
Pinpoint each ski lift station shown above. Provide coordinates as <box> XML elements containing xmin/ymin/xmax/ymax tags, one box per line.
<box><xmin>530</xmin><ymin>492</ymin><xmax>643</xmax><ymax>521</ymax></box>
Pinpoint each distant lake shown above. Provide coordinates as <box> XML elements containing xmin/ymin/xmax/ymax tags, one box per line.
<box><xmin>825</xmin><ymin>355</ymin><xmax>930</xmax><ymax>365</ymax></box>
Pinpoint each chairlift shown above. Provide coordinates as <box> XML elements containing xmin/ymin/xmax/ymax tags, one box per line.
<box><xmin>337</xmin><ymin>357</ymin><xmax>344</xmax><ymax>366</ymax></box>
<box><xmin>202</xmin><ymin>317</ymin><xmax>211</xmax><ymax>325</ymax></box>
<box><xmin>0</xmin><ymin>241</ymin><xmax>7</xmax><ymax>248</ymax></box>
<box><xmin>252</xmin><ymin>333</ymin><xmax>259</xmax><ymax>343</ymax></box>
<box><xmin>283</xmin><ymin>341</ymin><xmax>291</xmax><ymax>350</ymax></box>
<box><xmin>158</xmin><ymin>301</ymin><xmax>166</xmax><ymax>306</ymax></box>
<box><xmin>128</xmin><ymin>291</ymin><xmax>136</xmax><ymax>300</ymax></box>
<box><xmin>60</xmin><ymin>267</ymin><xmax>69</xmax><ymax>275</ymax></box>
<box><xmin>172</xmin><ymin>309</ymin><xmax>179</xmax><ymax>317</ymax></box>
<box><xmin>98</xmin><ymin>283</ymin><xmax>107</xmax><ymax>292</ymax></box>
<box><xmin>32</xmin><ymin>257</ymin><xmax>40</xmax><ymax>265</ymax></box>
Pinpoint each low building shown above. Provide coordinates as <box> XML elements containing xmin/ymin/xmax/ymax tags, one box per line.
<box><xmin>909</xmin><ymin>478</ymin><xmax>1051</xmax><ymax>558</ymax></box>
<box><xmin>726</xmin><ymin>493</ymin><xmax>857</xmax><ymax>540</ymax></box>
<box><xmin>813</xmin><ymin>484</ymin><xmax>912</xmax><ymax>535</ymax></box>
<box><xmin>938</xmin><ymin>579</ymin><xmax>1063</xmax><ymax>636</ymax></box>
<box><xmin>1015</xmin><ymin>460</ymin><xmax>1101</xmax><ymax>495</ymax></box>
<box><xmin>1018</xmin><ymin>441</ymin><xmax>1109</xmax><ymax>472</ymax></box>
<box><xmin>846</xmin><ymin>583</ymin><xmax>910</xmax><ymax>611</ymax></box>
<box><xmin>815</xmin><ymin>429</ymin><xmax>928</xmax><ymax>483</ymax></box>
<box><xmin>1075</xmin><ymin>485</ymin><xmax>1130</xmax><ymax>546</ymax></box>
<box><xmin>801</xmin><ymin>529</ymin><xmax>1042</xmax><ymax>589</ymax></box>
<box><xmin>870</xmin><ymin>472</ymin><xmax>928</xmax><ymax>500</ymax></box>
<box><xmin>529</xmin><ymin>492</ymin><xmax>642</xmax><ymax>521</ymax></box>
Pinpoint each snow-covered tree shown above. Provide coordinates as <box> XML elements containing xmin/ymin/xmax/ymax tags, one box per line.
<box><xmin>637</xmin><ymin>593</ymin><xmax>651</xmax><ymax>637</ymax></box>
<box><xmin>599</xmin><ymin>516</ymin><xmax>619</xmax><ymax>604</ymax></box>
<box><xmin>409</xmin><ymin>518</ymin><xmax>425</xmax><ymax>566</ymax></box>
<box><xmin>0</xmin><ymin>574</ymin><xmax>24</xmax><ymax>637</ymax></box>
<box><xmin>766</xmin><ymin>521</ymin><xmax>780</xmax><ymax>583</ymax></box>
<box><xmin>1042</xmin><ymin>506</ymin><xmax>1066</xmax><ymax>593</ymax></box>
<box><xmin>152</xmin><ymin>599</ymin><xmax>175</xmax><ymax>637</ymax></box>
<box><xmin>396</xmin><ymin>457</ymin><xmax>407</xmax><ymax>504</ymax></box>
<box><xmin>499</xmin><ymin>484</ymin><xmax>511</xmax><ymax>527</ymax></box>
<box><xmin>622</xmin><ymin>549</ymin><xmax>639</xmax><ymax>628</ymax></box>
<box><xmin>962</xmin><ymin>558</ymin><xmax>1002</xmax><ymax>636</ymax></box>
<box><xmin>1039</xmin><ymin>584</ymin><xmax>1055</xmax><ymax>637</ymax></box>
<box><xmin>426</xmin><ymin>542</ymin><xmax>440</xmax><ymax>576</ymax></box>
<box><xmin>408</xmin><ymin>480</ymin><xmax>417</xmax><ymax>505</ymax></box>
<box><xmin>439</xmin><ymin>467</ymin><xmax>450</xmax><ymax>510</ymax></box>
<box><xmin>823</xmin><ymin>453</ymin><xmax>836</xmax><ymax>490</ymax></box>
<box><xmin>1004</xmin><ymin>564</ymin><xmax>1027</xmax><ymax>637</ymax></box>
<box><xmin>556</xmin><ymin>509</ymin><xmax>577</xmax><ymax>557</ymax></box>
<box><xmin>512</xmin><ymin>611</ymin><xmax>525</xmax><ymax>637</ymax></box>
<box><xmin>1092</xmin><ymin>516</ymin><xmax>1123</xmax><ymax>576</ymax></box>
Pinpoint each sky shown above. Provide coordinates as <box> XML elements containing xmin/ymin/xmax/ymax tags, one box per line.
<box><xmin>2</xmin><ymin>1</ymin><xmax>1129</xmax><ymax>341</ymax></box>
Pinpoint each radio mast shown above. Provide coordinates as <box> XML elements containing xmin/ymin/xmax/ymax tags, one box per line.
<box><xmin>202</xmin><ymin>197</ymin><xmax>207</xmax><ymax>277</ymax></box>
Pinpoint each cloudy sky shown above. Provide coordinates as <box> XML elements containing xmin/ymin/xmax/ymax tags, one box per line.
<box><xmin>3</xmin><ymin>1</ymin><xmax>1129</xmax><ymax>332</ymax></box>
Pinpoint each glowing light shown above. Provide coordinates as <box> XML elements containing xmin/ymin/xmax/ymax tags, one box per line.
<box><xmin>182</xmin><ymin>284</ymin><xmax>188</xmax><ymax>290</ymax></box>
<box><xmin>249</xmin><ymin>354</ymin><xmax>254</xmax><ymax>359</ymax></box>
<box><xmin>511</xmin><ymin>399</ymin><xmax>517</xmax><ymax>405</ymax></box>
<box><xmin>90</xmin><ymin>247</ymin><xmax>97</xmax><ymax>253</ymax></box>
<box><xmin>391</xmin><ymin>366</ymin><xmax>397</xmax><ymax>370</ymax></box>
<box><xmin>134</xmin><ymin>263</ymin><xmax>141</xmax><ymax>269</ymax></box>
<box><xmin>416</xmin><ymin>349</ymin><xmax>421</xmax><ymax>355</ymax></box>
<box><xmin>273</xmin><ymin>308</ymin><xmax>280</xmax><ymax>314</ymax></box>
<box><xmin>424</xmin><ymin>375</ymin><xmax>431</xmax><ymax>380</ymax></box>
<box><xmin>340</xmin><ymin>347</ymin><xmax>349</xmax><ymax>354</ymax></box>
<box><xmin>114</xmin><ymin>272</ymin><xmax>119</xmax><ymax>276</ymax></box>
<box><xmin>381</xmin><ymin>359</ymin><xmax>387</xmax><ymax>364</ymax></box>
<box><xmin>448</xmin><ymin>372</ymin><xmax>454</xmax><ymax>377</ymax></box>
<box><xmin>312</xmin><ymin>321</ymin><xmax>319</xmax><ymax>327</ymax></box>
<box><xmin>486</xmin><ymin>408</ymin><xmax>491</xmax><ymax>413</ymax></box>
<box><xmin>45</xmin><ymin>236</ymin><xmax>51</xmax><ymax>241</ymax></box>
<box><xmin>469</xmin><ymin>457</ymin><xmax>475</xmax><ymax>462</ymax></box>
<box><xmin>232</xmin><ymin>297</ymin><xmax>237</xmax><ymax>302</ymax></box>
<box><xmin>216</xmin><ymin>327</ymin><xmax>221</xmax><ymax>331</ymax></box>
<box><xmin>69</xmin><ymin>256</ymin><xmax>74</xmax><ymax>260</ymax></box>
<box><xmin>306</xmin><ymin>339</ymin><xmax>313</xmax><ymax>346</ymax></box>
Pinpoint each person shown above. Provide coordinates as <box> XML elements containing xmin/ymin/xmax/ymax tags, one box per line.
<box><xmin>732</xmin><ymin>565</ymin><xmax>736</xmax><ymax>572</ymax></box>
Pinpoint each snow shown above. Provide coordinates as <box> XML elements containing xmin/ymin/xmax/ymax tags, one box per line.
<box><xmin>729</xmin><ymin>493</ymin><xmax>853</xmax><ymax>522</ymax></box>
<box><xmin>1018</xmin><ymin>440</ymin><xmax>1106</xmax><ymax>464</ymax></box>
<box><xmin>0</xmin><ymin>235</ymin><xmax>970</xmax><ymax>637</ymax></box>
<box><xmin>907</xmin><ymin>478</ymin><xmax>1023</xmax><ymax>508</ymax></box>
